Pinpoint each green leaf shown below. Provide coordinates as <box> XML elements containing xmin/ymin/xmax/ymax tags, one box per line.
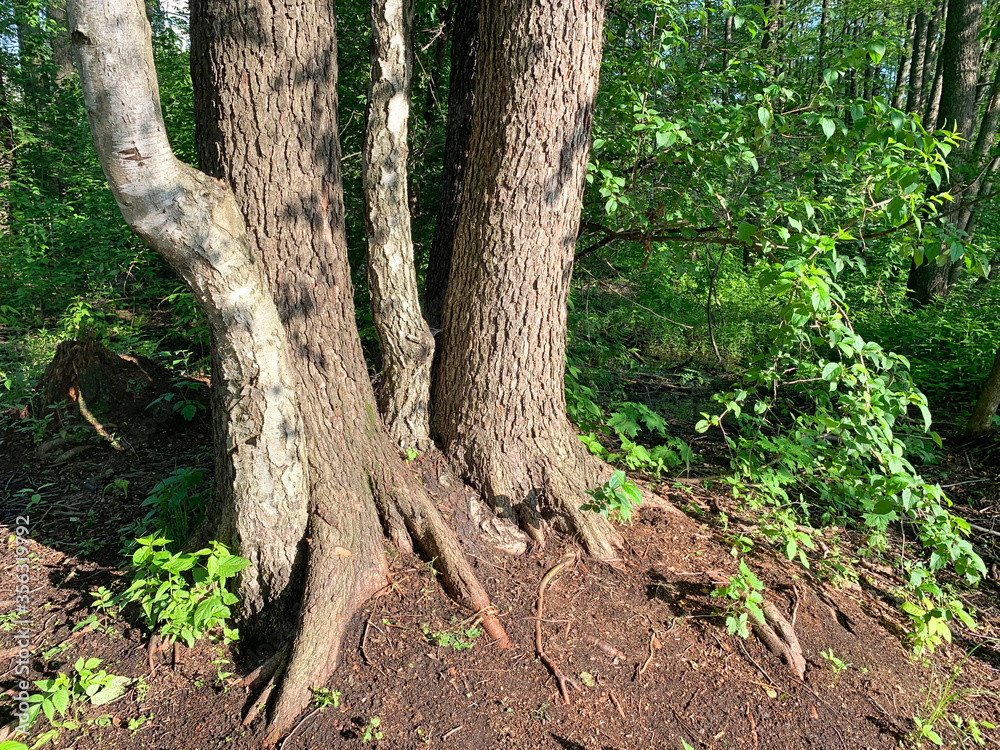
<box><xmin>90</xmin><ymin>676</ymin><xmax>132</xmax><ymax>706</ymax></box>
<box><xmin>820</xmin><ymin>117</ymin><xmax>836</xmax><ymax>140</ymax></box>
<box><xmin>737</xmin><ymin>222</ymin><xmax>758</xmax><ymax>242</ymax></box>
<box><xmin>757</xmin><ymin>107</ymin><xmax>771</xmax><ymax>128</ymax></box>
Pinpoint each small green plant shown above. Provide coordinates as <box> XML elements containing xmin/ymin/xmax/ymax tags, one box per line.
<box><xmin>26</xmin><ymin>658</ymin><xmax>132</xmax><ymax>741</ymax></box>
<box><xmin>819</xmin><ymin>649</ymin><xmax>851</xmax><ymax>678</ymax></box>
<box><xmin>910</xmin><ymin>656</ymin><xmax>994</xmax><ymax>747</ymax></box>
<box><xmin>122</xmin><ymin>467</ymin><xmax>210</xmax><ymax>553</ymax></box>
<box><xmin>311</xmin><ymin>687</ymin><xmax>341</xmax><ymax>710</ymax></box>
<box><xmin>212</xmin><ymin>649</ymin><xmax>234</xmax><ymax>687</ymax></box>
<box><xmin>421</xmin><ymin>623</ymin><xmax>482</xmax><ymax>651</ymax></box>
<box><xmin>582</xmin><ymin>470</ymin><xmax>643</xmax><ymax>523</ymax></box>
<box><xmin>362</xmin><ymin>716</ymin><xmax>383</xmax><ymax>743</ymax></box>
<box><xmin>103</xmin><ymin>478</ymin><xmax>130</xmax><ymax>498</ymax></box>
<box><xmin>403</xmin><ymin>447</ymin><xmax>418</xmax><ymax>462</ymax></box>
<box><xmin>146</xmin><ymin>380</ymin><xmax>206</xmax><ymax>422</ymax></box>
<box><xmin>127</xmin><ymin>714</ymin><xmax>152</xmax><ymax>733</ymax></box>
<box><xmin>118</xmin><ymin>535</ymin><xmax>249</xmax><ymax>647</ymax></box>
<box><xmin>710</xmin><ymin>559</ymin><xmax>765</xmax><ymax>638</ymax></box>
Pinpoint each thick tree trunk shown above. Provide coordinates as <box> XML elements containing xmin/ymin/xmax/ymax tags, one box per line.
<box><xmin>424</xmin><ymin>0</ymin><xmax>479</xmax><ymax>331</ymax></box>
<box><xmin>433</xmin><ymin>0</ymin><xmax>619</xmax><ymax>560</ymax></box>
<box><xmin>966</xmin><ymin>347</ymin><xmax>1000</xmax><ymax>436</ymax></box>
<box><xmin>363</xmin><ymin>0</ymin><xmax>435</xmax><ymax>450</ymax></box>
<box><xmin>190</xmin><ymin>0</ymin><xmax>507</xmax><ymax>741</ymax></box>
<box><xmin>68</xmin><ymin>0</ymin><xmax>309</xmax><ymax>621</ymax></box>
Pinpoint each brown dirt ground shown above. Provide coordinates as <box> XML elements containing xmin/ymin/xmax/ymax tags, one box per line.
<box><xmin>1</xmin><ymin>389</ymin><xmax>999</xmax><ymax>750</ymax></box>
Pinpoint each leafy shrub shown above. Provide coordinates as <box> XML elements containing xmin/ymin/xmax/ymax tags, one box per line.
<box><xmin>582</xmin><ymin>470</ymin><xmax>643</xmax><ymax>524</ymax></box>
<box><xmin>118</xmin><ymin>536</ymin><xmax>249</xmax><ymax>647</ymax></box>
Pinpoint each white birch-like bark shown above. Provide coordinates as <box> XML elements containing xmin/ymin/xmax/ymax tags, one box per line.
<box><xmin>363</xmin><ymin>0</ymin><xmax>434</xmax><ymax>451</ymax></box>
<box><xmin>68</xmin><ymin>0</ymin><xmax>308</xmax><ymax>614</ymax></box>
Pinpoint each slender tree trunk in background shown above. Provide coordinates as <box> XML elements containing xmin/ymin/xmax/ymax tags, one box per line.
<box><xmin>892</xmin><ymin>13</ymin><xmax>914</xmax><ymax>108</ymax></box>
<box><xmin>363</xmin><ymin>0</ymin><xmax>434</xmax><ymax>450</ymax></box>
<box><xmin>424</xmin><ymin>0</ymin><xmax>478</xmax><ymax>330</ymax></box>
<box><xmin>191</xmin><ymin>0</ymin><xmax>506</xmax><ymax>740</ymax></box>
<box><xmin>907</xmin><ymin>0</ymin><xmax>983</xmax><ymax>306</ymax></box>
<box><xmin>47</xmin><ymin>0</ymin><xmax>75</xmax><ymax>82</ymax></box>
<box><xmin>966</xmin><ymin>347</ymin><xmax>1000</xmax><ymax>435</ymax></box>
<box><xmin>723</xmin><ymin>13</ymin><xmax>733</xmax><ymax>70</ymax></box>
<box><xmin>906</xmin><ymin>8</ymin><xmax>928</xmax><ymax>113</ymax></box>
<box><xmin>817</xmin><ymin>0</ymin><xmax>830</xmax><ymax>66</ymax></box>
<box><xmin>433</xmin><ymin>0</ymin><xmax>619</xmax><ymax>560</ymax></box>
<box><xmin>919</xmin><ymin>0</ymin><xmax>943</xmax><ymax>113</ymax></box>
<box><xmin>69</xmin><ymin>0</ymin><xmax>309</xmax><ymax>625</ymax></box>
<box><xmin>0</xmin><ymin>62</ymin><xmax>13</xmax><ymax>232</ymax></box>
<box><xmin>698</xmin><ymin>0</ymin><xmax>710</xmax><ymax>72</ymax></box>
<box><xmin>976</xmin><ymin>33</ymin><xmax>999</xmax><ymax>107</ymax></box>
<box><xmin>926</xmin><ymin>42</ymin><xmax>946</xmax><ymax>127</ymax></box>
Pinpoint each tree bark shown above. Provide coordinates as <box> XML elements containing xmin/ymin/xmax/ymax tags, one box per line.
<box><xmin>47</xmin><ymin>0</ymin><xmax>76</xmax><ymax>82</ymax></box>
<box><xmin>190</xmin><ymin>0</ymin><xmax>507</xmax><ymax>740</ymax></box>
<box><xmin>424</xmin><ymin>0</ymin><xmax>479</xmax><ymax>331</ymax></box>
<box><xmin>433</xmin><ymin>0</ymin><xmax>619</xmax><ymax>560</ymax></box>
<box><xmin>966</xmin><ymin>347</ymin><xmax>1000</xmax><ymax>436</ymax></box>
<box><xmin>906</xmin><ymin>8</ymin><xmax>928</xmax><ymax>113</ymax></box>
<box><xmin>892</xmin><ymin>13</ymin><xmax>914</xmax><ymax>110</ymax></box>
<box><xmin>68</xmin><ymin>0</ymin><xmax>310</xmax><ymax>622</ymax></box>
<box><xmin>906</xmin><ymin>0</ymin><xmax>983</xmax><ymax>306</ymax></box>
<box><xmin>363</xmin><ymin>0</ymin><xmax>435</xmax><ymax>450</ymax></box>
<box><xmin>919</xmin><ymin>0</ymin><xmax>944</xmax><ymax>115</ymax></box>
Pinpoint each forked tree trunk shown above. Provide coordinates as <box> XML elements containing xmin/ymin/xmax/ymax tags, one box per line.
<box><xmin>433</xmin><ymin>0</ymin><xmax>619</xmax><ymax>560</ymax></box>
<box><xmin>967</xmin><ymin>347</ymin><xmax>1000</xmax><ymax>436</ymax></box>
<box><xmin>363</xmin><ymin>0</ymin><xmax>434</xmax><ymax>450</ymax></box>
<box><xmin>68</xmin><ymin>0</ymin><xmax>310</xmax><ymax>620</ymax></box>
<box><xmin>424</xmin><ymin>0</ymin><xmax>479</xmax><ymax>331</ymax></box>
<box><xmin>190</xmin><ymin>0</ymin><xmax>506</xmax><ymax>742</ymax></box>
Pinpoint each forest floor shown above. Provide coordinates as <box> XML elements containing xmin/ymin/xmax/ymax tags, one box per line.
<box><xmin>1</xmin><ymin>355</ymin><xmax>999</xmax><ymax>750</ymax></box>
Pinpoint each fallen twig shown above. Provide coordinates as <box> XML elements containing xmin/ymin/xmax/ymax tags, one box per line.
<box><xmin>535</xmin><ymin>552</ymin><xmax>579</xmax><ymax>705</ymax></box>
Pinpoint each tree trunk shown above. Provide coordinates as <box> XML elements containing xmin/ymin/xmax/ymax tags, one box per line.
<box><xmin>892</xmin><ymin>13</ymin><xmax>914</xmax><ymax>109</ymax></box>
<box><xmin>919</xmin><ymin>0</ymin><xmax>944</xmax><ymax>115</ymax></box>
<box><xmin>936</xmin><ymin>0</ymin><xmax>982</xmax><ymax>139</ymax></box>
<box><xmin>966</xmin><ymin>347</ymin><xmax>1000</xmax><ymax>436</ymax></box>
<box><xmin>47</xmin><ymin>0</ymin><xmax>76</xmax><ymax>82</ymax></box>
<box><xmin>433</xmin><ymin>0</ymin><xmax>619</xmax><ymax>560</ymax></box>
<box><xmin>181</xmin><ymin>0</ymin><xmax>506</xmax><ymax>740</ymax></box>
<box><xmin>68</xmin><ymin>0</ymin><xmax>310</xmax><ymax>622</ymax></box>
<box><xmin>906</xmin><ymin>8</ymin><xmax>928</xmax><ymax>113</ymax></box>
<box><xmin>906</xmin><ymin>0</ymin><xmax>983</xmax><ymax>306</ymax></box>
<box><xmin>424</xmin><ymin>0</ymin><xmax>478</xmax><ymax>331</ymax></box>
<box><xmin>363</xmin><ymin>0</ymin><xmax>435</xmax><ymax>450</ymax></box>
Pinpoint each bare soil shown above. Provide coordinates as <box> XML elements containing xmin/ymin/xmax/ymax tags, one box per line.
<box><xmin>1</xmin><ymin>372</ymin><xmax>999</xmax><ymax>750</ymax></box>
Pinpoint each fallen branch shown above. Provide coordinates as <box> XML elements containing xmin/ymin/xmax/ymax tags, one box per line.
<box><xmin>535</xmin><ymin>553</ymin><xmax>579</xmax><ymax>705</ymax></box>
<box><xmin>748</xmin><ymin>600</ymin><xmax>806</xmax><ymax>680</ymax></box>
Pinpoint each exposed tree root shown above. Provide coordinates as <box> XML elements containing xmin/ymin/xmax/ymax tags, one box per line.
<box><xmin>262</xmin><ymin>498</ymin><xmax>388</xmax><ymax>746</ymax></box>
<box><xmin>748</xmin><ymin>600</ymin><xmax>807</xmax><ymax>680</ymax></box>
<box><xmin>260</xmin><ymin>453</ymin><xmax>510</xmax><ymax>745</ymax></box>
<box><xmin>536</xmin><ymin>553</ymin><xmax>580</xmax><ymax>705</ymax></box>
<box><xmin>445</xmin><ymin>430</ymin><xmax>623</xmax><ymax>561</ymax></box>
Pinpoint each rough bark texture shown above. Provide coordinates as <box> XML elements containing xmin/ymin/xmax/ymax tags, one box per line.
<box><xmin>363</xmin><ymin>0</ymin><xmax>435</xmax><ymax>451</ymax></box>
<box><xmin>424</xmin><ymin>0</ymin><xmax>479</xmax><ymax>331</ymax></box>
<box><xmin>936</xmin><ymin>0</ymin><xmax>982</xmax><ymax>138</ymax></box>
<box><xmin>68</xmin><ymin>0</ymin><xmax>309</xmax><ymax>619</ymax></box>
<box><xmin>906</xmin><ymin>8</ymin><xmax>928</xmax><ymax>113</ymax></box>
<box><xmin>892</xmin><ymin>13</ymin><xmax>914</xmax><ymax>110</ymax></box>
<box><xmin>190</xmin><ymin>0</ymin><xmax>507</xmax><ymax>740</ymax></box>
<box><xmin>967</xmin><ymin>347</ymin><xmax>1000</xmax><ymax>436</ymax></box>
<box><xmin>433</xmin><ymin>0</ymin><xmax>619</xmax><ymax>560</ymax></box>
<box><xmin>906</xmin><ymin>0</ymin><xmax>983</xmax><ymax>306</ymax></box>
